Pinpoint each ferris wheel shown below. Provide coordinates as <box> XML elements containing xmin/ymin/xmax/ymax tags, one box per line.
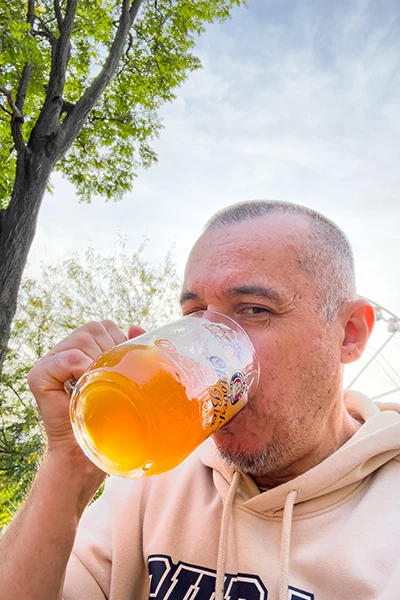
<box><xmin>343</xmin><ymin>298</ymin><xmax>400</xmax><ymax>403</ymax></box>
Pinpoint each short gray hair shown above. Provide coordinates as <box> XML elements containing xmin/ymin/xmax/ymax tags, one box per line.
<box><xmin>205</xmin><ymin>200</ymin><xmax>356</xmax><ymax>321</ymax></box>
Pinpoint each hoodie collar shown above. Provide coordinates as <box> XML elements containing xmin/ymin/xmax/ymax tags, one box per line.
<box><xmin>198</xmin><ymin>391</ymin><xmax>400</xmax><ymax>517</ymax></box>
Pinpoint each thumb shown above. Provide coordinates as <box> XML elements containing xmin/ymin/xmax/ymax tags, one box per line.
<box><xmin>128</xmin><ymin>325</ymin><xmax>146</xmax><ymax>340</ymax></box>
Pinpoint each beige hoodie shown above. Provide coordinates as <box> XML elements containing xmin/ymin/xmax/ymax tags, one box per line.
<box><xmin>64</xmin><ymin>392</ymin><xmax>400</xmax><ymax>600</ymax></box>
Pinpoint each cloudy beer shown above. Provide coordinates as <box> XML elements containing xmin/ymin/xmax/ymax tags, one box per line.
<box><xmin>70</xmin><ymin>312</ymin><xmax>259</xmax><ymax>478</ymax></box>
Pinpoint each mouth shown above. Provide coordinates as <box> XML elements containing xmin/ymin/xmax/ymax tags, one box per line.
<box><xmin>220</xmin><ymin>408</ymin><xmax>243</xmax><ymax>431</ymax></box>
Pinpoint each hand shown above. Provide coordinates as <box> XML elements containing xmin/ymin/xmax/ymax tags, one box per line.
<box><xmin>28</xmin><ymin>320</ymin><xmax>145</xmax><ymax>463</ymax></box>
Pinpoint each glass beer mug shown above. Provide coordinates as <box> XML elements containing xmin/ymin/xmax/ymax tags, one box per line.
<box><xmin>70</xmin><ymin>311</ymin><xmax>259</xmax><ymax>478</ymax></box>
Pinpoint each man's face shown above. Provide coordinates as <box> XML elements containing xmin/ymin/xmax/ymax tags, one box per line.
<box><xmin>181</xmin><ymin>214</ymin><xmax>345</xmax><ymax>476</ymax></box>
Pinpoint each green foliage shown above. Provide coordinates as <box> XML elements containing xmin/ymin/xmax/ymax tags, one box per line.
<box><xmin>0</xmin><ymin>0</ymin><xmax>245</xmax><ymax>206</ymax></box>
<box><xmin>0</xmin><ymin>241</ymin><xmax>180</xmax><ymax>529</ymax></box>
<box><xmin>0</xmin><ymin>3</ymin><xmax>49</xmax><ymax>206</ymax></box>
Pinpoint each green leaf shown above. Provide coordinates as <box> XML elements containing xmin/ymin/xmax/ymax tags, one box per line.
<box><xmin>0</xmin><ymin>0</ymin><xmax>246</xmax><ymax>207</ymax></box>
<box><xmin>0</xmin><ymin>241</ymin><xmax>180</xmax><ymax>528</ymax></box>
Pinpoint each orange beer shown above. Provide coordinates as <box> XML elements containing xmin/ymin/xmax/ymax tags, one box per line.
<box><xmin>70</xmin><ymin>313</ymin><xmax>259</xmax><ymax>478</ymax></box>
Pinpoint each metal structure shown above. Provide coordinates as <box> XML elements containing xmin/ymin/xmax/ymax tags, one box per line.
<box><xmin>344</xmin><ymin>298</ymin><xmax>400</xmax><ymax>401</ymax></box>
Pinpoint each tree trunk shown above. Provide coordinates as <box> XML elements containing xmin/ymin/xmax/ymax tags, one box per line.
<box><xmin>0</xmin><ymin>148</ymin><xmax>54</xmax><ymax>377</ymax></box>
<box><xmin>0</xmin><ymin>0</ymin><xmax>144</xmax><ymax>382</ymax></box>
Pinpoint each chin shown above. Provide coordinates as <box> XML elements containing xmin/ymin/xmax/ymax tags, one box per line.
<box><xmin>212</xmin><ymin>426</ymin><xmax>265</xmax><ymax>456</ymax></box>
<box><xmin>213</xmin><ymin>441</ymin><xmax>275</xmax><ymax>476</ymax></box>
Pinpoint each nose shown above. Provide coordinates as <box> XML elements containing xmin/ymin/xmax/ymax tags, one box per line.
<box><xmin>206</xmin><ymin>305</ymin><xmax>231</xmax><ymax>318</ymax></box>
<box><xmin>204</xmin><ymin>306</ymin><xmax>242</xmax><ymax>329</ymax></box>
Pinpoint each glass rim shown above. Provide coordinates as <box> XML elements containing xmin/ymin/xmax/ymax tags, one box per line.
<box><xmin>186</xmin><ymin>309</ymin><xmax>254</xmax><ymax>345</ymax></box>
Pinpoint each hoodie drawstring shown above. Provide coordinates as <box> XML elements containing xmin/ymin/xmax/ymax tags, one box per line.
<box><xmin>215</xmin><ymin>471</ymin><xmax>240</xmax><ymax>600</ymax></box>
<box><xmin>279</xmin><ymin>489</ymin><xmax>298</xmax><ymax>600</ymax></box>
<box><xmin>215</xmin><ymin>473</ymin><xmax>297</xmax><ymax>600</ymax></box>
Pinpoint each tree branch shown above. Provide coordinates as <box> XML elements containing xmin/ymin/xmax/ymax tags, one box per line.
<box><xmin>32</xmin><ymin>29</ymin><xmax>56</xmax><ymax>47</ymax></box>
<box><xmin>61</xmin><ymin>99</ymin><xmax>75</xmax><ymax>114</ymax></box>
<box><xmin>61</xmin><ymin>0</ymin><xmax>144</xmax><ymax>150</ymax></box>
<box><xmin>15</xmin><ymin>0</ymin><xmax>35</xmax><ymax>114</ymax></box>
<box><xmin>126</xmin><ymin>31</ymin><xmax>134</xmax><ymax>58</ymax></box>
<box><xmin>0</xmin><ymin>87</ymin><xmax>26</xmax><ymax>153</ymax></box>
<box><xmin>15</xmin><ymin>64</ymin><xmax>33</xmax><ymax>112</ymax></box>
<box><xmin>115</xmin><ymin>31</ymin><xmax>136</xmax><ymax>78</ymax></box>
<box><xmin>0</xmin><ymin>104</ymin><xmax>12</xmax><ymax>116</ymax></box>
<box><xmin>0</xmin><ymin>425</ymin><xmax>10</xmax><ymax>450</ymax></box>
<box><xmin>30</xmin><ymin>0</ymin><xmax>79</xmax><ymax>143</ymax></box>
<box><xmin>130</xmin><ymin>0</ymin><xmax>143</xmax><ymax>16</ymax></box>
<box><xmin>5</xmin><ymin>383</ymin><xmax>29</xmax><ymax>409</ymax></box>
<box><xmin>0</xmin><ymin>89</ymin><xmax>24</xmax><ymax>122</ymax></box>
<box><xmin>76</xmin><ymin>136</ymin><xmax>102</xmax><ymax>167</ymax></box>
<box><xmin>27</xmin><ymin>0</ymin><xmax>35</xmax><ymax>26</ymax></box>
<box><xmin>153</xmin><ymin>0</ymin><xmax>164</xmax><ymax>21</ymax></box>
<box><xmin>35</xmin><ymin>16</ymin><xmax>57</xmax><ymax>47</ymax></box>
<box><xmin>42</xmin><ymin>0</ymin><xmax>78</xmax><ymax>103</ymax></box>
<box><xmin>54</xmin><ymin>0</ymin><xmax>64</xmax><ymax>30</ymax></box>
<box><xmin>133</xmin><ymin>28</ymin><xmax>168</xmax><ymax>90</ymax></box>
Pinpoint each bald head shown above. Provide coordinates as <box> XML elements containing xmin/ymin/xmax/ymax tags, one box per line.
<box><xmin>204</xmin><ymin>201</ymin><xmax>356</xmax><ymax>321</ymax></box>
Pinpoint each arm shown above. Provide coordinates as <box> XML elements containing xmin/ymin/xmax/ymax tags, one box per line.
<box><xmin>0</xmin><ymin>321</ymin><xmax>145</xmax><ymax>599</ymax></box>
<box><xmin>0</xmin><ymin>451</ymin><xmax>105</xmax><ymax>600</ymax></box>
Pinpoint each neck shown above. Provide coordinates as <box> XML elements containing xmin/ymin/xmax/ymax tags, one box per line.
<box><xmin>252</xmin><ymin>403</ymin><xmax>362</xmax><ymax>490</ymax></box>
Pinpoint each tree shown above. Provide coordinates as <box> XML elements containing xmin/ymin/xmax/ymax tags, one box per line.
<box><xmin>0</xmin><ymin>0</ymin><xmax>245</xmax><ymax>376</ymax></box>
<box><xmin>0</xmin><ymin>241</ymin><xmax>180</xmax><ymax>529</ymax></box>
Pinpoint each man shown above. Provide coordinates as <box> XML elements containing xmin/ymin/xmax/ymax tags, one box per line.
<box><xmin>1</xmin><ymin>200</ymin><xmax>399</xmax><ymax>600</ymax></box>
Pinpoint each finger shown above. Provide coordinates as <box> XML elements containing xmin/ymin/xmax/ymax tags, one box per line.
<box><xmin>28</xmin><ymin>349</ymin><xmax>94</xmax><ymax>396</ymax></box>
<box><xmin>75</xmin><ymin>320</ymin><xmax>124</xmax><ymax>353</ymax></box>
<box><xmin>48</xmin><ymin>321</ymin><xmax>126</xmax><ymax>360</ymax></box>
<box><xmin>100</xmin><ymin>320</ymin><xmax>128</xmax><ymax>346</ymax></box>
<box><xmin>47</xmin><ymin>330</ymin><xmax>105</xmax><ymax>362</ymax></box>
<box><xmin>128</xmin><ymin>325</ymin><xmax>146</xmax><ymax>340</ymax></box>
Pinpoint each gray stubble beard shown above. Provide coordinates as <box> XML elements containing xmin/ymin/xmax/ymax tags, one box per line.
<box><xmin>216</xmin><ymin>441</ymin><xmax>284</xmax><ymax>477</ymax></box>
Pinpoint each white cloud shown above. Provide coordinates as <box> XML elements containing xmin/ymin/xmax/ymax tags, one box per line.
<box><xmin>29</xmin><ymin>0</ymin><xmax>400</xmax><ymax>318</ymax></box>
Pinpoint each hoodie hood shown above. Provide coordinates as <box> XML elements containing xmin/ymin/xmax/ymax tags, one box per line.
<box><xmin>198</xmin><ymin>390</ymin><xmax>400</xmax><ymax>517</ymax></box>
<box><xmin>199</xmin><ymin>391</ymin><xmax>400</xmax><ymax>600</ymax></box>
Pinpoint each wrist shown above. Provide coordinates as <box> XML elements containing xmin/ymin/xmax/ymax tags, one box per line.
<box><xmin>41</xmin><ymin>449</ymin><xmax>106</xmax><ymax>517</ymax></box>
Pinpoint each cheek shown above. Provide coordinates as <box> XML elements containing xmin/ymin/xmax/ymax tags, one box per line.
<box><xmin>251</xmin><ymin>325</ymin><xmax>337</xmax><ymax>390</ymax></box>
<box><xmin>250</xmin><ymin>336</ymin><xmax>291</xmax><ymax>398</ymax></box>
<box><xmin>252</xmin><ymin>330</ymin><xmax>299</xmax><ymax>374</ymax></box>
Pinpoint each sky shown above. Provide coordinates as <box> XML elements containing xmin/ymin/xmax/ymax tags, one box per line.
<box><xmin>26</xmin><ymin>0</ymin><xmax>400</xmax><ymax>399</ymax></box>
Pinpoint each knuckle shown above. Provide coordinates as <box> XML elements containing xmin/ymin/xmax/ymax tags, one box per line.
<box><xmin>82</xmin><ymin>321</ymin><xmax>106</xmax><ymax>337</ymax></box>
<box><xmin>101</xmin><ymin>319</ymin><xmax>117</xmax><ymax>330</ymax></box>
<box><xmin>73</xmin><ymin>331</ymin><xmax>95</xmax><ymax>348</ymax></box>
<box><xmin>27</xmin><ymin>366</ymin><xmax>38</xmax><ymax>389</ymax></box>
<box><xmin>64</xmin><ymin>349</ymin><xmax>87</xmax><ymax>368</ymax></box>
<box><xmin>27</xmin><ymin>356</ymin><xmax>46</xmax><ymax>386</ymax></box>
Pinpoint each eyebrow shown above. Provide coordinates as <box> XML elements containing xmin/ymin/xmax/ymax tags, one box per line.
<box><xmin>179</xmin><ymin>291</ymin><xmax>201</xmax><ymax>306</ymax></box>
<box><xmin>179</xmin><ymin>285</ymin><xmax>286</xmax><ymax>307</ymax></box>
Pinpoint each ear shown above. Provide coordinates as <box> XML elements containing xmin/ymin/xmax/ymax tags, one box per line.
<box><xmin>340</xmin><ymin>300</ymin><xmax>375</xmax><ymax>365</ymax></box>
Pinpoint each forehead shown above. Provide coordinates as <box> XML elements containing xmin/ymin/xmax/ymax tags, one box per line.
<box><xmin>183</xmin><ymin>215</ymin><xmax>311</xmax><ymax>296</ymax></box>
